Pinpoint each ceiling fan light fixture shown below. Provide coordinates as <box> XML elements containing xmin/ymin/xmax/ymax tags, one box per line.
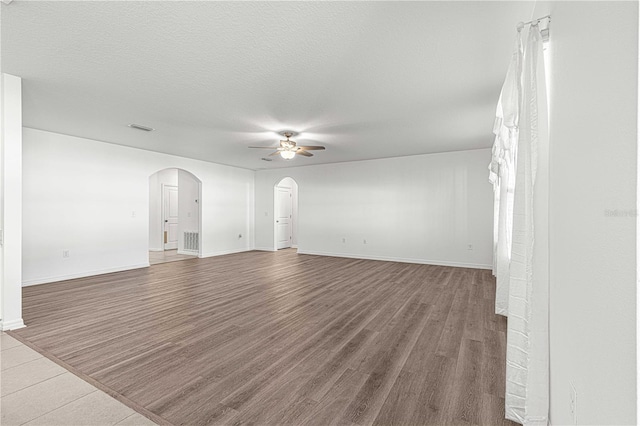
<box><xmin>249</xmin><ymin>130</ymin><xmax>324</xmax><ymax>160</ymax></box>
<box><xmin>280</xmin><ymin>150</ymin><xmax>296</xmax><ymax>160</ymax></box>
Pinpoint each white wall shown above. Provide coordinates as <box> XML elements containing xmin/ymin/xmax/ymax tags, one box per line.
<box><xmin>255</xmin><ymin>149</ymin><xmax>493</xmax><ymax>268</ymax></box>
<box><xmin>1</xmin><ymin>74</ymin><xmax>24</xmax><ymax>330</ymax></box>
<box><xmin>148</xmin><ymin>168</ymin><xmax>178</xmax><ymax>251</ymax></box>
<box><xmin>22</xmin><ymin>128</ymin><xmax>255</xmax><ymax>286</ymax></box>
<box><xmin>177</xmin><ymin>169</ymin><xmax>200</xmax><ymax>252</ymax></box>
<box><xmin>535</xmin><ymin>1</ymin><xmax>638</xmax><ymax>424</ymax></box>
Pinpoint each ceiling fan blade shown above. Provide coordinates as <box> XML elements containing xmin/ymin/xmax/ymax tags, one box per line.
<box><xmin>249</xmin><ymin>146</ymin><xmax>280</xmax><ymax>149</ymax></box>
<box><xmin>297</xmin><ymin>150</ymin><xmax>313</xmax><ymax>157</ymax></box>
<box><xmin>298</xmin><ymin>146</ymin><xmax>325</xmax><ymax>151</ymax></box>
<box><xmin>268</xmin><ymin>151</ymin><xmax>282</xmax><ymax>156</ymax></box>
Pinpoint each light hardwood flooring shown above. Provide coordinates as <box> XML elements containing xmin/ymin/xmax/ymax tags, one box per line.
<box><xmin>10</xmin><ymin>249</ymin><xmax>517</xmax><ymax>426</ymax></box>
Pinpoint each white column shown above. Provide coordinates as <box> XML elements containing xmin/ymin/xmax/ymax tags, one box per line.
<box><xmin>1</xmin><ymin>73</ymin><xmax>24</xmax><ymax>330</ymax></box>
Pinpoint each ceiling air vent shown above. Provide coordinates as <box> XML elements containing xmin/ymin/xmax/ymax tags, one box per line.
<box><xmin>128</xmin><ymin>123</ymin><xmax>154</xmax><ymax>132</ymax></box>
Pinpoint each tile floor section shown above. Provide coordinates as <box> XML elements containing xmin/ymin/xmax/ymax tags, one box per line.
<box><xmin>1</xmin><ymin>332</ymin><xmax>157</xmax><ymax>426</ymax></box>
<box><xmin>148</xmin><ymin>249</ymin><xmax>197</xmax><ymax>265</ymax></box>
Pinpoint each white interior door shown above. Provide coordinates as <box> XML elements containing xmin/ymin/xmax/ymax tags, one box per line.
<box><xmin>276</xmin><ymin>186</ymin><xmax>292</xmax><ymax>249</ymax></box>
<box><xmin>163</xmin><ymin>185</ymin><xmax>178</xmax><ymax>250</ymax></box>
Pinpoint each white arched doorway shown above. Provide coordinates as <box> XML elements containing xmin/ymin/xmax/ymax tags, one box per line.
<box><xmin>148</xmin><ymin>168</ymin><xmax>202</xmax><ymax>264</ymax></box>
<box><xmin>274</xmin><ymin>177</ymin><xmax>299</xmax><ymax>250</ymax></box>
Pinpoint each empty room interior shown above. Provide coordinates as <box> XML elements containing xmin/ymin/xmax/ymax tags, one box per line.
<box><xmin>0</xmin><ymin>1</ymin><xmax>638</xmax><ymax>425</ymax></box>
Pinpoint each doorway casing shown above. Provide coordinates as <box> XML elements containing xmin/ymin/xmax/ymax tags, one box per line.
<box><xmin>148</xmin><ymin>168</ymin><xmax>203</xmax><ymax>258</ymax></box>
<box><xmin>273</xmin><ymin>177</ymin><xmax>299</xmax><ymax>251</ymax></box>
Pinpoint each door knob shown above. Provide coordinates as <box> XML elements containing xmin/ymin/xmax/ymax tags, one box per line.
<box><xmin>276</xmin><ymin>220</ymin><xmax>279</xmax><ymax>223</ymax></box>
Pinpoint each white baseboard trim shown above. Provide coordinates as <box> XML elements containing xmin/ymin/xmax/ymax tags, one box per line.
<box><xmin>1</xmin><ymin>318</ymin><xmax>25</xmax><ymax>331</ymax></box>
<box><xmin>22</xmin><ymin>263</ymin><xmax>151</xmax><ymax>287</ymax></box>
<box><xmin>296</xmin><ymin>250</ymin><xmax>492</xmax><ymax>270</ymax></box>
<box><xmin>177</xmin><ymin>250</ymin><xmax>199</xmax><ymax>256</ymax></box>
<box><xmin>253</xmin><ymin>247</ymin><xmax>277</xmax><ymax>252</ymax></box>
<box><xmin>199</xmin><ymin>247</ymin><xmax>253</xmax><ymax>258</ymax></box>
<box><xmin>292</xmin><ymin>245</ymin><xmax>299</xmax><ymax>249</ymax></box>
<box><xmin>148</xmin><ymin>248</ymin><xmax>163</xmax><ymax>252</ymax></box>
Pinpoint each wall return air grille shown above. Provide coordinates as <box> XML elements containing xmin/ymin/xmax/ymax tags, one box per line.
<box><xmin>183</xmin><ymin>231</ymin><xmax>199</xmax><ymax>252</ymax></box>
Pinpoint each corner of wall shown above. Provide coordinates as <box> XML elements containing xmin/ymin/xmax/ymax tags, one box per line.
<box><xmin>1</xmin><ymin>73</ymin><xmax>23</xmax><ymax>329</ymax></box>
<box><xmin>1</xmin><ymin>318</ymin><xmax>25</xmax><ymax>331</ymax></box>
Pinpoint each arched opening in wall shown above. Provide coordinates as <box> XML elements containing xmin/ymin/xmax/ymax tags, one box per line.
<box><xmin>148</xmin><ymin>168</ymin><xmax>202</xmax><ymax>265</ymax></box>
<box><xmin>274</xmin><ymin>177</ymin><xmax>299</xmax><ymax>251</ymax></box>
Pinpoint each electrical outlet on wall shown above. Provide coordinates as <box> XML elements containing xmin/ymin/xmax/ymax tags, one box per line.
<box><xmin>569</xmin><ymin>382</ymin><xmax>578</xmax><ymax>425</ymax></box>
<box><xmin>467</xmin><ymin>243</ymin><xmax>473</xmax><ymax>250</ymax></box>
<box><xmin>342</xmin><ymin>238</ymin><xmax>346</xmax><ymax>243</ymax></box>
<box><xmin>62</xmin><ymin>250</ymin><xmax>70</xmax><ymax>258</ymax></box>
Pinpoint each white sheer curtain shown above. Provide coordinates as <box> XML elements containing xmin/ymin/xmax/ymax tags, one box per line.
<box><xmin>490</xmin><ymin>32</ymin><xmax>522</xmax><ymax>316</ymax></box>
<box><xmin>490</xmin><ymin>21</ymin><xmax>550</xmax><ymax>425</ymax></box>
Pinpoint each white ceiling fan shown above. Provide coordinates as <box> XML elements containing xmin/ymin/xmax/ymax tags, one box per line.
<box><xmin>249</xmin><ymin>132</ymin><xmax>325</xmax><ymax>160</ymax></box>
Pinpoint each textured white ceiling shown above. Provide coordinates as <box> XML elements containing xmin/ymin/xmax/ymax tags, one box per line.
<box><xmin>2</xmin><ymin>1</ymin><xmax>534</xmax><ymax>170</ymax></box>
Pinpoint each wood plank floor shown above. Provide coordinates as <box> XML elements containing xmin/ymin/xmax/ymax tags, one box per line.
<box><xmin>11</xmin><ymin>250</ymin><xmax>518</xmax><ymax>426</ymax></box>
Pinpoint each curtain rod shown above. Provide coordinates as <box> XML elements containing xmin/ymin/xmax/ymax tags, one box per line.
<box><xmin>521</xmin><ymin>15</ymin><xmax>551</xmax><ymax>26</ymax></box>
<box><xmin>518</xmin><ymin>15</ymin><xmax>551</xmax><ymax>42</ymax></box>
